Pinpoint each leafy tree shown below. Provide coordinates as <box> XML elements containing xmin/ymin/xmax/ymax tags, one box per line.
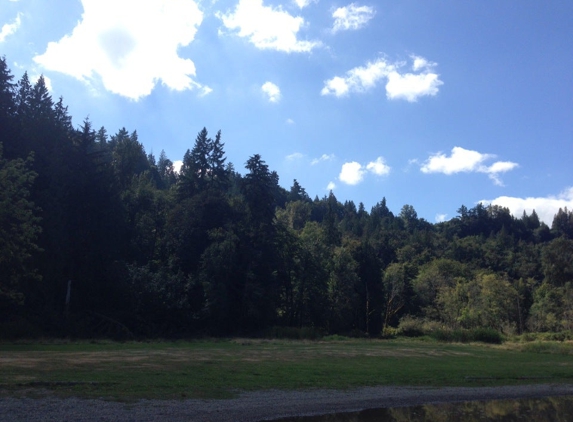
<box><xmin>382</xmin><ymin>263</ymin><xmax>414</xmax><ymax>330</ymax></box>
<box><xmin>327</xmin><ymin>244</ymin><xmax>360</xmax><ymax>333</ymax></box>
<box><xmin>0</xmin><ymin>144</ymin><xmax>41</xmax><ymax>311</ymax></box>
<box><xmin>413</xmin><ymin>258</ymin><xmax>471</xmax><ymax>320</ymax></box>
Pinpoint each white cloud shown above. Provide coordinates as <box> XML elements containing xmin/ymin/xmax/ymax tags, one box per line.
<box><xmin>412</xmin><ymin>55</ymin><xmax>434</xmax><ymax>71</ymax></box>
<box><xmin>33</xmin><ymin>0</ymin><xmax>207</xmax><ymax>100</ymax></box>
<box><xmin>327</xmin><ymin>181</ymin><xmax>336</xmax><ymax>190</ymax></box>
<box><xmin>435</xmin><ymin>213</ymin><xmax>448</xmax><ymax>223</ymax></box>
<box><xmin>339</xmin><ymin>156</ymin><xmax>390</xmax><ymax>185</ymax></box>
<box><xmin>261</xmin><ymin>81</ymin><xmax>281</xmax><ymax>102</ymax></box>
<box><xmin>366</xmin><ymin>156</ymin><xmax>390</xmax><ymax>176</ymax></box>
<box><xmin>199</xmin><ymin>86</ymin><xmax>213</xmax><ymax>97</ymax></box>
<box><xmin>339</xmin><ymin>161</ymin><xmax>364</xmax><ymax>185</ymax></box>
<box><xmin>173</xmin><ymin>160</ymin><xmax>183</xmax><ymax>173</ymax></box>
<box><xmin>421</xmin><ymin>147</ymin><xmax>492</xmax><ymax>175</ymax></box>
<box><xmin>420</xmin><ymin>146</ymin><xmax>518</xmax><ymax>186</ymax></box>
<box><xmin>332</xmin><ymin>3</ymin><xmax>375</xmax><ymax>33</ymax></box>
<box><xmin>218</xmin><ymin>0</ymin><xmax>321</xmax><ymax>53</ymax></box>
<box><xmin>321</xmin><ymin>58</ymin><xmax>393</xmax><ymax>96</ymax></box>
<box><xmin>385</xmin><ymin>71</ymin><xmax>443</xmax><ymax>102</ymax></box>
<box><xmin>286</xmin><ymin>152</ymin><xmax>305</xmax><ymax>161</ymax></box>
<box><xmin>311</xmin><ymin>153</ymin><xmax>335</xmax><ymax>165</ymax></box>
<box><xmin>321</xmin><ymin>55</ymin><xmax>442</xmax><ymax>101</ymax></box>
<box><xmin>286</xmin><ymin>118</ymin><xmax>295</xmax><ymax>124</ymax></box>
<box><xmin>0</xmin><ymin>13</ymin><xmax>21</xmax><ymax>43</ymax></box>
<box><xmin>294</xmin><ymin>0</ymin><xmax>314</xmax><ymax>9</ymax></box>
<box><xmin>481</xmin><ymin>187</ymin><xmax>573</xmax><ymax>226</ymax></box>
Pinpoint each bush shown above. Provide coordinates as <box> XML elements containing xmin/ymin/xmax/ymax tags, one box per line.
<box><xmin>429</xmin><ymin>328</ymin><xmax>502</xmax><ymax>344</ymax></box>
<box><xmin>397</xmin><ymin>316</ymin><xmax>424</xmax><ymax>337</ymax></box>
<box><xmin>471</xmin><ymin>328</ymin><xmax>503</xmax><ymax>344</ymax></box>
<box><xmin>515</xmin><ymin>331</ymin><xmax>573</xmax><ymax>343</ymax></box>
<box><xmin>397</xmin><ymin>316</ymin><xmax>444</xmax><ymax>337</ymax></box>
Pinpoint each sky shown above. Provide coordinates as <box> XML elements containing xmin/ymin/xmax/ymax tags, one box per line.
<box><xmin>1</xmin><ymin>0</ymin><xmax>572</xmax><ymax>225</ymax></box>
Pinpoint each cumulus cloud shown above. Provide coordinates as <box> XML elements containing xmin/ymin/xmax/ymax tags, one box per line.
<box><xmin>481</xmin><ymin>187</ymin><xmax>573</xmax><ymax>226</ymax></box>
<box><xmin>311</xmin><ymin>153</ymin><xmax>335</xmax><ymax>165</ymax></box>
<box><xmin>33</xmin><ymin>0</ymin><xmax>207</xmax><ymax>100</ymax></box>
<box><xmin>386</xmin><ymin>71</ymin><xmax>442</xmax><ymax>102</ymax></box>
<box><xmin>332</xmin><ymin>3</ymin><xmax>375</xmax><ymax>33</ymax></box>
<box><xmin>286</xmin><ymin>118</ymin><xmax>295</xmax><ymax>124</ymax></box>
<box><xmin>327</xmin><ymin>181</ymin><xmax>336</xmax><ymax>190</ymax></box>
<box><xmin>339</xmin><ymin>161</ymin><xmax>364</xmax><ymax>185</ymax></box>
<box><xmin>321</xmin><ymin>55</ymin><xmax>442</xmax><ymax>101</ymax></box>
<box><xmin>261</xmin><ymin>81</ymin><xmax>281</xmax><ymax>102</ymax></box>
<box><xmin>339</xmin><ymin>157</ymin><xmax>391</xmax><ymax>185</ymax></box>
<box><xmin>218</xmin><ymin>0</ymin><xmax>321</xmax><ymax>53</ymax></box>
<box><xmin>366</xmin><ymin>156</ymin><xmax>390</xmax><ymax>176</ymax></box>
<box><xmin>420</xmin><ymin>146</ymin><xmax>518</xmax><ymax>186</ymax></box>
<box><xmin>0</xmin><ymin>13</ymin><xmax>21</xmax><ymax>43</ymax></box>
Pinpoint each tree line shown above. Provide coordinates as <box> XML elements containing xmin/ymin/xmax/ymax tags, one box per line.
<box><xmin>1</xmin><ymin>56</ymin><xmax>573</xmax><ymax>339</ymax></box>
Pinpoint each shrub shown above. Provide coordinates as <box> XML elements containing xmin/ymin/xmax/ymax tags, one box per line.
<box><xmin>471</xmin><ymin>328</ymin><xmax>503</xmax><ymax>344</ymax></box>
<box><xmin>397</xmin><ymin>316</ymin><xmax>424</xmax><ymax>337</ymax></box>
<box><xmin>429</xmin><ymin>328</ymin><xmax>502</xmax><ymax>344</ymax></box>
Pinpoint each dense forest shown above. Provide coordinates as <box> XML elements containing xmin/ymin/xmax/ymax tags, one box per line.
<box><xmin>1</xmin><ymin>56</ymin><xmax>573</xmax><ymax>339</ymax></box>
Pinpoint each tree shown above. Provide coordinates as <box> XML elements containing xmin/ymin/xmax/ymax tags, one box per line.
<box><xmin>208</xmin><ymin>130</ymin><xmax>229</xmax><ymax>191</ymax></box>
<box><xmin>0</xmin><ymin>144</ymin><xmax>41</xmax><ymax>311</ymax></box>
<box><xmin>178</xmin><ymin>128</ymin><xmax>228</xmax><ymax>197</ymax></box>
<box><xmin>327</xmin><ymin>245</ymin><xmax>360</xmax><ymax>333</ymax></box>
<box><xmin>399</xmin><ymin>204</ymin><xmax>418</xmax><ymax>231</ymax></box>
<box><xmin>551</xmin><ymin>207</ymin><xmax>573</xmax><ymax>238</ymax></box>
<box><xmin>111</xmin><ymin>128</ymin><xmax>149</xmax><ymax>188</ymax></box>
<box><xmin>243</xmin><ymin>154</ymin><xmax>276</xmax><ymax>227</ymax></box>
<box><xmin>382</xmin><ymin>263</ymin><xmax>414</xmax><ymax>330</ymax></box>
<box><xmin>0</xmin><ymin>57</ymin><xmax>16</xmax><ymax>156</ymax></box>
<box><xmin>413</xmin><ymin>258</ymin><xmax>471</xmax><ymax>320</ymax></box>
<box><xmin>157</xmin><ymin>150</ymin><xmax>176</xmax><ymax>188</ymax></box>
<box><xmin>541</xmin><ymin>237</ymin><xmax>573</xmax><ymax>287</ymax></box>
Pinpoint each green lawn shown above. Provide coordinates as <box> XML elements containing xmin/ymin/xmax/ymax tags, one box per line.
<box><xmin>1</xmin><ymin>338</ymin><xmax>572</xmax><ymax>400</ymax></box>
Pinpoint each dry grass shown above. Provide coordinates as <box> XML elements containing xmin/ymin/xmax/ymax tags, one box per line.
<box><xmin>1</xmin><ymin>338</ymin><xmax>572</xmax><ymax>400</ymax></box>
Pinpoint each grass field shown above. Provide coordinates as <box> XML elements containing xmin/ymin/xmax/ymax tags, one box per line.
<box><xmin>1</xmin><ymin>338</ymin><xmax>573</xmax><ymax>400</ymax></box>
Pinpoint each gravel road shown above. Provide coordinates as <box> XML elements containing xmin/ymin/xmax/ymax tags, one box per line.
<box><xmin>2</xmin><ymin>384</ymin><xmax>573</xmax><ymax>422</ymax></box>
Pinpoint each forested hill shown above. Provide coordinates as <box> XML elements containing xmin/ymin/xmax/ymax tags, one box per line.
<box><xmin>2</xmin><ymin>57</ymin><xmax>573</xmax><ymax>339</ymax></box>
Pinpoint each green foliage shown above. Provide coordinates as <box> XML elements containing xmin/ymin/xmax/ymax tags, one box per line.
<box><xmin>2</xmin><ymin>56</ymin><xmax>573</xmax><ymax>339</ymax></box>
<box><xmin>430</xmin><ymin>328</ymin><xmax>503</xmax><ymax>344</ymax></box>
<box><xmin>0</xmin><ymin>144</ymin><xmax>41</xmax><ymax>310</ymax></box>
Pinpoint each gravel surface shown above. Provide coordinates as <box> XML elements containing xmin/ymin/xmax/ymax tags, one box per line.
<box><xmin>2</xmin><ymin>384</ymin><xmax>573</xmax><ymax>422</ymax></box>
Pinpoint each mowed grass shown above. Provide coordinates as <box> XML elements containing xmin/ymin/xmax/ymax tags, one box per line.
<box><xmin>1</xmin><ymin>338</ymin><xmax>573</xmax><ymax>400</ymax></box>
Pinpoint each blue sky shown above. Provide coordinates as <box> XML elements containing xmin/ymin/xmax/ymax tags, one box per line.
<box><xmin>1</xmin><ymin>0</ymin><xmax>572</xmax><ymax>224</ymax></box>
